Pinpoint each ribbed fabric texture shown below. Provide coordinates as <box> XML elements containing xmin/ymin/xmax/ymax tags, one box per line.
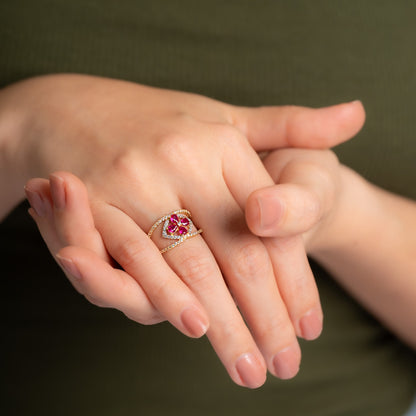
<box><xmin>1</xmin><ymin>1</ymin><xmax>416</xmax><ymax>415</ymax></box>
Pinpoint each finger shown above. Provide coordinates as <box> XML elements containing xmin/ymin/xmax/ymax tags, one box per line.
<box><xmin>246</xmin><ymin>184</ymin><xmax>323</xmax><ymax>237</ymax></box>
<box><xmin>112</xmin><ymin>173</ymin><xmax>269</xmax><ymax>390</ymax></box>
<box><xmin>49</xmin><ymin>171</ymin><xmax>110</xmax><ymax>261</ymax></box>
<box><xmin>26</xmin><ymin>176</ymin><xmax>161</xmax><ymax>323</ymax></box>
<box><xmin>229</xmin><ymin>100</ymin><xmax>365</xmax><ymax>150</ymax></box>
<box><xmin>25</xmin><ymin>178</ymin><xmax>61</xmax><ymax>253</ymax></box>
<box><xmin>246</xmin><ymin>149</ymin><xmax>338</xmax><ymax>237</ymax></box>
<box><xmin>93</xmin><ymin>203</ymin><xmax>210</xmax><ymax>340</ymax></box>
<box><xmin>98</xmin><ymin>201</ymin><xmax>266</xmax><ymax>388</ymax></box>
<box><xmin>161</xmin><ymin>236</ymin><xmax>267</xmax><ymax>388</ymax></box>
<box><xmin>222</xmin><ymin>139</ymin><xmax>323</xmax><ymax>342</ymax></box>
<box><xmin>221</xmin><ymin>127</ymin><xmax>276</xmax><ymax>208</ymax></box>
<box><xmin>36</xmin><ymin>164</ymin><xmax>266</xmax><ymax>385</ymax></box>
<box><xmin>182</xmin><ymin>173</ymin><xmax>301</xmax><ymax>380</ymax></box>
<box><xmin>263</xmin><ymin>236</ymin><xmax>323</xmax><ymax>341</ymax></box>
<box><xmin>56</xmin><ymin>246</ymin><xmax>163</xmax><ymax>325</ymax></box>
<box><xmin>244</xmin><ymin>150</ymin><xmax>332</xmax><ymax>339</ymax></box>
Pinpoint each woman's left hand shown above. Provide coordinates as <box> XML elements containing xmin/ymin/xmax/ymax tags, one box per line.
<box><xmin>10</xmin><ymin>75</ymin><xmax>364</xmax><ymax>387</ymax></box>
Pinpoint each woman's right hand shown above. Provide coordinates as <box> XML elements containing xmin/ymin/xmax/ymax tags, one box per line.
<box><xmin>0</xmin><ymin>73</ymin><xmax>365</xmax><ymax>387</ymax></box>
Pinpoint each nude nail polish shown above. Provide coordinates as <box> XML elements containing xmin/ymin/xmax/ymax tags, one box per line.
<box><xmin>24</xmin><ymin>187</ymin><xmax>46</xmax><ymax>217</ymax></box>
<box><xmin>257</xmin><ymin>194</ymin><xmax>283</xmax><ymax>230</ymax></box>
<box><xmin>299</xmin><ymin>308</ymin><xmax>323</xmax><ymax>340</ymax></box>
<box><xmin>50</xmin><ymin>174</ymin><xmax>66</xmax><ymax>210</ymax></box>
<box><xmin>235</xmin><ymin>353</ymin><xmax>266</xmax><ymax>388</ymax></box>
<box><xmin>272</xmin><ymin>343</ymin><xmax>301</xmax><ymax>380</ymax></box>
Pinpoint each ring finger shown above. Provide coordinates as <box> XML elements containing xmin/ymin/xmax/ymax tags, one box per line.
<box><xmin>99</xmin><ymin>197</ymin><xmax>268</xmax><ymax>388</ymax></box>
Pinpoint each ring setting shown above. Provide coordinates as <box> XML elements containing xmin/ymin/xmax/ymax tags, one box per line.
<box><xmin>162</xmin><ymin>212</ymin><xmax>192</xmax><ymax>239</ymax></box>
<box><xmin>148</xmin><ymin>209</ymin><xmax>202</xmax><ymax>253</ymax></box>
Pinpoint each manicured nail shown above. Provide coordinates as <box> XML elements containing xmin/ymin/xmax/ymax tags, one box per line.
<box><xmin>180</xmin><ymin>307</ymin><xmax>209</xmax><ymax>338</ymax></box>
<box><xmin>272</xmin><ymin>343</ymin><xmax>301</xmax><ymax>380</ymax></box>
<box><xmin>24</xmin><ymin>187</ymin><xmax>46</xmax><ymax>217</ymax></box>
<box><xmin>256</xmin><ymin>194</ymin><xmax>283</xmax><ymax>231</ymax></box>
<box><xmin>235</xmin><ymin>353</ymin><xmax>266</xmax><ymax>388</ymax></box>
<box><xmin>50</xmin><ymin>174</ymin><xmax>66</xmax><ymax>210</ymax></box>
<box><xmin>299</xmin><ymin>308</ymin><xmax>323</xmax><ymax>340</ymax></box>
<box><xmin>56</xmin><ymin>254</ymin><xmax>83</xmax><ymax>281</ymax></box>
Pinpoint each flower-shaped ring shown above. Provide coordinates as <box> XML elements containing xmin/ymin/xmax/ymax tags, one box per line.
<box><xmin>147</xmin><ymin>209</ymin><xmax>203</xmax><ymax>254</ymax></box>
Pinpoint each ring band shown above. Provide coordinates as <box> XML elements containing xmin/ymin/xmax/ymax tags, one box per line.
<box><xmin>147</xmin><ymin>209</ymin><xmax>203</xmax><ymax>254</ymax></box>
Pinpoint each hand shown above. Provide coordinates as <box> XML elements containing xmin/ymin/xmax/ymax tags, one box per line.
<box><xmin>3</xmin><ymin>73</ymin><xmax>365</xmax><ymax>387</ymax></box>
<box><xmin>246</xmin><ymin>147</ymin><xmax>416</xmax><ymax>350</ymax></box>
<box><xmin>246</xmin><ymin>147</ymin><xmax>344</xmax><ymax>273</ymax></box>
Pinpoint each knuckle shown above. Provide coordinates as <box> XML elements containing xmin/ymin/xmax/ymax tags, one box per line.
<box><xmin>216</xmin><ymin>320</ymin><xmax>245</xmax><ymax>342</ymax></box>
<box><xmin>284</xmin><ymin>158</ymin><xmax>336</xmax><ymax>223</ymax></box>
<box><xmin>215</xmin><ymin>123</ymin><xmax>246</xmax><ymax>149</ymax></box>
<box><xmin>114</xmin><ymin>237</ymin><xmax>149</xmax><ymax>270</ymax></box>
<box><xmin>268</xmin><ymin>235</ymin><xmax>301</xmax><ymax>254</ymax></box>
<box><xmin>231</xmin><ymin>239</ymin><xmax>271</xmax><ymax>284</ymax></box>
<box><xmin>58</xmin><ymin>226</ymin><xmax>77</xmax><ymax>244</ymax></box>
<box><xmin>255</xmin><ymin>315</ymin><xmax>292</xmax><ymax>344</ymax></box>
<box><xmin>321</xmin><ymin>149</ymin><xmax>339</xmax><ymax>165</ymax></box>
<box><xmin>313</xmin><ymin>163</ymin><xmax>334</xmax><ymax>190</ymax></box>
<box><xmin>307</xmin><ymin>164</ymin><xmax>337</xmax><ymax>211</ymax></box>
<box><xmin>111</xmin><ymin>150</ymin><xmax>140</xmax><ymax>179</ymax></box>
<box><xmin>150</xmin><ymin>277</ymin><xmax>173</xmax><ymax>302</ymax></box>
<box><xmin>302</xmin><ymin>187</ymin><xmax>322</xmax><ymax>222</ymax></box>
<box><xmin>177</xmin><ymin>251</ymin><xmax>217</xmax><ymax>288</ymax></box>
<box><xmin>84</xmin><ymin>293</ymin><xmax>108</xmax><ymax>308</ymax></box>
<box><xmin>155</xmin><ymin>133</ymin><xmax>193</xmax><ymax>167</ymax></box>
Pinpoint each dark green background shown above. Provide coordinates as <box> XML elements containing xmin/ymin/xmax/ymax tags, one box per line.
<box><xmin>1</xmin><ymin>1</ymin><xmax>415</xmax><ymax>415</ymax></box>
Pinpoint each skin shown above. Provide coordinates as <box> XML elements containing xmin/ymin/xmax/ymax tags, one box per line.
<box><xmin>0</xmin><ymin>73</ymin><xmax>366</xmax><ymax>387</ymax></box>
<box><xmin>246</xmin><ymin>150</ymin><xmax>416</xmax><ymax>350</ymax></box>
<box><xmin>26</xmin><ymin>147</ymin><xmax>416</xmax><ymax>391</ymax></box>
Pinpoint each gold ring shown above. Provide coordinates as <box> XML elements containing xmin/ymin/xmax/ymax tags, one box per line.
<box><xmin>147</xmin><ymin>209</ymin><xmax>203</xmax><ymax>254</ymax></box>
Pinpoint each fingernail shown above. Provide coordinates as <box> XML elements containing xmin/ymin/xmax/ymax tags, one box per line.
<box><xmin>299</xmin><ymin>308</ymin><xmax>323</xmax><ymax>340</ymax></box>
<box><xmin>180</xmin><ymin>307</ymin><xmax>209</xmax><ymax>338</ymax></box>
<box><xmin>257</xmin><ymin>194</ymin><xmax>283</xmax><ymax>230</ymax></box>
<box><xmin>56</xmin><ymin>254</ymin><xmax>83</xmax><ymax>281</ymax></box>
<box><xmin>272</xmin><ymin>343</ymin><xmax>301</xmax><ymax>380</ymax></box>
<box><xmin>235</xmin><ymin>353</ymin><xmax>266</xmax><ymax>389</ymax></box>
<box><xmin>50</xmin><ymin>174</ymin><xmax>66</xmax><ymax>210</ymax></box>
<box><xmin>24</xmin><ymin>187</ymin><xmax>47</xmax><ymax>217</ymax></box>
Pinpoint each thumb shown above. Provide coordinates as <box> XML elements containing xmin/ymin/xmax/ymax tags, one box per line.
<box><xmin>245</xmin><ymin>149</ymin><xmax>339</xmax><ymax>238</ymax></box>
<box><xmin>229</xmin><ymin>100</ymin><xmax>365</xmax><ymax>151</ymax></box>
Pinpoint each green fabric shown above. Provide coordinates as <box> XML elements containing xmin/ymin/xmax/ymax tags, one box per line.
<box><xmin>1</xmin><ymin>1</ymin><xmax>416</xmax><ymax>415</ymax></box>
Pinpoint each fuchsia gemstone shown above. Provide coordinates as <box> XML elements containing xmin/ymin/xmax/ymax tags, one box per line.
<box><xmin>166</xmin><ymin>214</ymin><xmax>190</xmax><ymax>236</ymax></box>
<box><xmin>178</xmin><ymin>226</ymin><xmax>188</xmax><ymax>235</ymax></box>
<box><xmin>180</xmin><ymin>217</ymin><xmax>190</xmax><ymax>226</ymax></box>
<box><xmin>167</xmin><ymin>223</ymin><xmax>177</xmax><ymax>234</ymax></box>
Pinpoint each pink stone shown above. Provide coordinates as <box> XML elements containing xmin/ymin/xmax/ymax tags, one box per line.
<box><xmin>180</xmin><ymin>217</ymin><xmax>190</xmax><ymax>226</ymax></box>
<box><xmin>170</xmin><ymin>214</ymin><xmax>179</xmax><ymax>223</ymax></box>
<box><xmin>178</xmin><ymin>226</ymin><xmax>188</xmax><ymax>235</ymax></box>
<box><xmin>167</xmin><ymin>224</ymin><xmax>177</xmax><ymax>234</ymax></box>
